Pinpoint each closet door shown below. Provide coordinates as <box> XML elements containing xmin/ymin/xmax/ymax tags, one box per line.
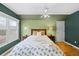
<box><xmin>56</xmin><ymin>21</ymin><xmax>65</xmax><ymax>42</ymax></box>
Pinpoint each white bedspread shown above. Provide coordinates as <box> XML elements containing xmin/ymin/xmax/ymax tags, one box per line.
<box><xmin>8</xmin><ymin>35</ymin><xmax>64</xmax><ymax>56</ymax></box>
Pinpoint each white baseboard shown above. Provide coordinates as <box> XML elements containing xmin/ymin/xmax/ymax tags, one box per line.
<box><xmin>64</xmin><ymin>41</ymin><xmax>79</xmax><ymax>49</ymax></box>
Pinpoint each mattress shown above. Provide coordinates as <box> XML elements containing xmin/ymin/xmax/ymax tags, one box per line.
<box><xmin>8</xmin><ymin>35</ymin><xmax>64</xmax><ymax>56</ymax></box>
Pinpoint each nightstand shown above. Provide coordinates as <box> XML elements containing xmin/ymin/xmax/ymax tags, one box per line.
<box><xmin>48</xmin><ymin>35</ymin><xmax>55</xmax><ymax>42</ymax></box>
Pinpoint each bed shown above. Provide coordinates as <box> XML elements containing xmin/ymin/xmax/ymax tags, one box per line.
<box><xmin>8</xmin><ymin>29</ymin><xmax>64</xmax><ymax>56</ymax></box>
<box><xmin>31</xmin><ymin>29</ymin><xmax>47</xmax><ymax>35</ymax></box>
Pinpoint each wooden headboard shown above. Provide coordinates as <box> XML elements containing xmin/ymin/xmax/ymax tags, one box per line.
<box><xmin>31</xmin><ymin>29</ymin><xmax>47</xmax><ymax>35</ymax></box>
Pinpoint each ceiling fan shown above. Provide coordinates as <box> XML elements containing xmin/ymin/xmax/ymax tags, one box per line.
<box><xmin>41</xmin><ymin>7</ymin><xmax>50</xmax><ymax>19</ymax></box>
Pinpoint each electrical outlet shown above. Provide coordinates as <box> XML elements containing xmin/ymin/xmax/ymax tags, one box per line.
<box><xmin>74</xmin><ymin>41</ymin><xmax>77</xmax><ymax>43</ymax></box>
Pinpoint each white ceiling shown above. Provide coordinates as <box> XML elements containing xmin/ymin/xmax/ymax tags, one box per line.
<box><xmin>3</xmin><ymin>3</ymin><xmax>79</xmax><ymax>15</ymax></box>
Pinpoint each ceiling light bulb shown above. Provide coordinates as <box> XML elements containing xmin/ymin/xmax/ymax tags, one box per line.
<box><xmin>44</xmin><ymin>15</ymin><xmax>47</xmax><ymax>18</ymax></box>
<box><xmin>44</xmin><ymin>9</ymin><xmax>48</xmax><ymax>13</ymax></box>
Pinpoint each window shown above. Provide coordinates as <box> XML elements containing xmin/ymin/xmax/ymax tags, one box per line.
<box><xmin>0</xmin><ymin>12</ymin><xmax>19</xmax><ymax>47</ymax></box>
<box><xmin>0</xmin><ymin>16</ymin><xmax>6</xmax><ymax>26</ymax></box>
<box><xmin>0</xmin><ymin>16</ymin><xmax>6</xmax><ymax>44</ymax></box>
<box><xmin>9</xmin><ymin>19</ymin><xmax>17</xmax><ymax>27</ymax></box>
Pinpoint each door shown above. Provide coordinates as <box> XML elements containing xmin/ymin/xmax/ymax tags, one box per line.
<box><xmin>56</xmin><ymin>21</ymin><xmax>65</xmax><ymax>42</ymax></box>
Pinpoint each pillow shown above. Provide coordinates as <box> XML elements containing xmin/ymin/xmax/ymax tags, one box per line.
<box><xmin>32</xmin><ymin>31</ymin><xmax>37</xmax><ymax>35</ymax></box>
<box><xmin>41</xmin><ymin>31</ymin><xmax>45</xmax><ymax>35</ymax></box>
<box><xmin>37</xmin><ymin>32</ymin><xmax>41</xmax><ymax>36</ymax></box>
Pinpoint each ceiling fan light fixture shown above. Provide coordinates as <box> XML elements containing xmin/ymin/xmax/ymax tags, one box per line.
<box><xmin>41</xmin><ymin>7</ymin><xmax>50</xmax><ymax>19</ymax></box>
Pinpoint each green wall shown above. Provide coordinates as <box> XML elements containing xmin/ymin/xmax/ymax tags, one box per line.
<box><xmin>21</xmin><ymin>15</ymin><xmax>66</xmax><ymax>36</ymax></box>
<box><xmin>0</xmin><ymin>39</ymin><xmax>20</xmax><ymax>55</ymax></box>
<box><xmin>0</xmin><ymin>4</ymin><xmax>20</xmax><ymax>20</ymax></box>
<box><xmin>65</xmin><ymin>11</ymin><xmax>79</xmax><ymax>47</ymax></box>
<box><xmin>0</xmin><ymin>4</ymin><xmax>20</xmax><ymax>55</ymax></box>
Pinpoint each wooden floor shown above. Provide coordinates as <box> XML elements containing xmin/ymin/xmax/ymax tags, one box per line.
<box><xmin>56</xmin><ymin>42</ymin><xmax>79</xmax><ymax>56</ymax></box>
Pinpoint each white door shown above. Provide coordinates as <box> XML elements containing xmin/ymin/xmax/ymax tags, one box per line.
<box><xmin>56</xmin><ymin>21</ymin><xmax>65</xmax><ymax>42</ymax></box>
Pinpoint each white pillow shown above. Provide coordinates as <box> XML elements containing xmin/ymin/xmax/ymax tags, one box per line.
<box><xmin>33</xmin><ymin>31</ymin><xmax>37</xmax><ymax>35</ymax></box>
<box><xmin>37</xmin><ymin>32</ymin><xmax>41</xmax><ymax>36</ymax></box>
